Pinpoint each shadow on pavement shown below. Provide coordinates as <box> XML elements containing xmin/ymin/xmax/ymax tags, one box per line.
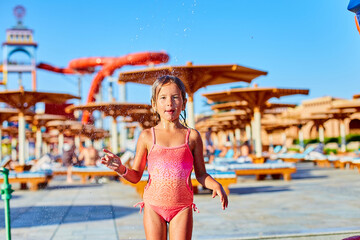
<box><xmin>0</xmin><ymin>204</ymin><xmax>137</xmax><ymax>228</ymax></box>
<box><xmin>291</xmin><ymin>163</ymin><xmax>329</xmax><ymax>180</ymax></box>
<box><xmin>229</xmin><ymin>185</ymin><xmax>291</xmax><ymax>195</ymax></box>
<box><xmin>46</xmin><ymin>184</ymin><xmax>103</xmax><ymax>190</ymax></box>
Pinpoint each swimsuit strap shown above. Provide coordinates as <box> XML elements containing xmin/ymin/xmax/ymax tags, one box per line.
<box><xmin>151</xmin><ymin>127</ymin><xmax>156</xmax><ymax>144</ymax></box>
<box><xmin>185</xmin><ymin>128</ymin><xmax>191</xmax><ymax>144</ymax></box>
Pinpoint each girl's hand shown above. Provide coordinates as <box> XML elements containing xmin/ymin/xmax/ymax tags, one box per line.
<box><xmin>101</xmin><ymin>149</ymin><xmax>122</xmax><ymax>172</ymax></box>
<box><xmin>212</xmin><ymin>184</ymin><xmax>228</xmax><ymax>210</ymax></box>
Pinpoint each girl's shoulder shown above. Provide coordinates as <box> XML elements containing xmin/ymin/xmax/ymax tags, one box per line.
<box><xmin>187</xmin><ymin>128</ymin><xmax>201</xmax><ymax>143</ymax></box>
<box><xmin>139</xmin><ymin>128</ymin><xmax>153</xmax><ymax>138</ymax></box>
<box><xmin>138</xmin><ymin>128</ymin><xmax>153</xmax><ymax>146</ymax></box>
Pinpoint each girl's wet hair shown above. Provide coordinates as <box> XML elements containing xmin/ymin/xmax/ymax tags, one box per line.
<box><xmin>151</xmin><ymin>75</ymin><xmax>188</xmax><ymax>126</ymax></box>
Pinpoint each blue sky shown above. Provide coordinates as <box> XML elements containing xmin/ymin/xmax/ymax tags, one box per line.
<box><xmin>1</xmin><ymin>1</ymin><xmax>359</xmax><ymax>117</ymax></box>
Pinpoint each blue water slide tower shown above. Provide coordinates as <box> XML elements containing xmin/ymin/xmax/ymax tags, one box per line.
<box><xmin>1</xmin><ymin>6</ymin><xmax>37</xmax><ymax>90</ymax></box>
<box><xmin>348</xmin><ymin>0</ymin><xmax>360</xmax><ymax>35</ymax></box>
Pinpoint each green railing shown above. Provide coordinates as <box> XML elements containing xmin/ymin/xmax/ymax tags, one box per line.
<box><xmin>0</xmin><ymin>167</ymin><xmax>13</xmax><ymax>240</ymax></box>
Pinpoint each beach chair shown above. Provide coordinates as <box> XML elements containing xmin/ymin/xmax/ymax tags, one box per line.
<box><xmin>333</xmin><ymin>155</ymin><xmax>360</xmax><ymax>170</ymax></box>
<box><xmin>206</xmin><ymin>161</ymin><xmax>296</xmax><ymax>181</ymax></box>
<box><xmin>272</xmin><ymin>146</ymin><xmax>316</xmax><ymax>163</ymax></box>
<box><xmin>351</xmin><ymin>158</ymin><xmax>360</xmax><ymax>173</ymax></box>
<box><xmin>121</xmin><ymin>170</ymin><xmax>237</xmax><ymax>197</ymax></box>
<box><xmin>0</xmin><ymin>169</ymin><xmax>52</xmax><ymax>191</ymax></box>
<box><xmin>0</xmin><ymin>156</ymin><xmax>12</xmax><ymax>168</ymax></box>
<box><xmin>70</xmin><ymin>165</ymin><xmax>120</xmax><ymax>184</ymax></box>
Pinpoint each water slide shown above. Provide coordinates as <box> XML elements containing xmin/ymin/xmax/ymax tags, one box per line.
<box><xmin>37</xmin><ymin>51</ymin><xmax>169</xmax><ymax>123</ymax></box>
<box><xmin>348</xmin><ymin>0</ymin><xmax>360</xmax><ymax>35</ymax></box>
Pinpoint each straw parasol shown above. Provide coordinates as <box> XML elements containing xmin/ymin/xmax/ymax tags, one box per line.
<box><xmin>66</xmin><ymin>102</ymin><xmax>153</xmax><ymax>152</ymax></box>
<box><xmin>330</xmin><ymin>99</ymin><xmax>360</xmax><ymax>151</ymax></box>
<box><xmin>32</xmin><ymin>114</ymin><xmax>68</xmax><ymax>158</ymax></box>
<box><xmin>211</xmin><ymin>101</ymin><xmax>297</xmax><ymax>139</ymax></box>
<box><xmin>118</xmin><ymin>62</ymin><xmax>267</xmax><ymax>128</ymax></box>
<box><xmin>211</xmin><ymin>101</ymin><xmax>296</xmax><ymax>113</ymax></box>
<box><xmin>46</xmin><ymin>119</ymin><xmax>83</xmax><ymax>154</ymax></box>
<box><xmin>122</xmin><ymin>108</ymin><xmax>157</xmax><ymax>129</ymax></box>
<box><xmin>0</xmin><ymin>87</ymin><xmax>80</xmax><ymax>165</ymax></box>
<box><xmin>202</xmin><ymin>86</ymin><xmax>309</xmax><ymax>157</ymax></box>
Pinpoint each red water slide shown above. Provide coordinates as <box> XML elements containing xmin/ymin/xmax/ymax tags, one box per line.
<box><xmin>37</xmin><ymin>51</ymin><xmax>169</xmax><ymax>123</ymax></box>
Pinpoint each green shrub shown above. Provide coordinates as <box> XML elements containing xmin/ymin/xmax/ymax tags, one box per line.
<box><xmin>324</xmin><ymin>148</ymin><xmax>337</xmax><ymax>155</ymax></box>
<box><xmin>346</xmin><ymin>134</ymin><xmax>360</xmax><ymax>142</ymax></box>
<box><xmin>287</xmin><ymin>147</ymin><xmax>300</xmax><ymax>152</ymax></box>
<box><xmin>324</xmin><ymin>137</ymin><xmax>340</xmax><ymax>144</ymax></box>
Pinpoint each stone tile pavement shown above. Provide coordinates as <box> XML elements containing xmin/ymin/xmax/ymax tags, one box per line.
<box><xmin>0</xmin><ymin>162</ymin><xmax>360</xmax><ymax>239</ymax></box>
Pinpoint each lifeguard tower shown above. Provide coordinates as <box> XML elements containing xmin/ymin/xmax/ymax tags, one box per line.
<box><xmin>1</xmin><ymin>5</ymin><xmax>37</xmax><ymax>90</ymax></box>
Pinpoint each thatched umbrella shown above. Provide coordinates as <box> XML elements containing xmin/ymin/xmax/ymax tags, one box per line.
<box><xmin>66</xmin><ymin>102</ymin><xmax>152</xmax><ymax>152</ymax></box>
<box><xmin>46</xmin><ymin>120</ymin><xmax>83</xmax><ymax>154</ymax></box>
<box><xmin>211</xmin><ymin>101</ymin><xmax>297</xmax><ymax>143</ymax></box>
<box><xmin>118</xmin><ymin>62</ymin><xmax>267</xmax><ymax>128</ymax></box>
<box><xmin>202</xmin><ymin>86</ymin><xmax>309</xmax><ymax>157</ymax></box>
<box><xmin>0</xmin><ymin>87</ymin><xmax>79</xmax><ymax>165</ymax></box>
<box><xmin>33</xmin><ymin>114</ymin><xmax>67</xmax><ymax>158</ymax></box>
<box><xmin>331</xmin><ymin>99</ymin><xmax>360</xmax><ymax>151</ymax></box>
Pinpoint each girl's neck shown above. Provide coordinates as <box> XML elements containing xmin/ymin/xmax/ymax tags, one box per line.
<box><xmin>157</xmin><ymin>118</ymin><xmax>184</xmax><ymax>130</ymax></box>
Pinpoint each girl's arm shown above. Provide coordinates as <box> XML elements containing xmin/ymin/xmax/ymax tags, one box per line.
<box><xmin>191</xmin><ymin>129</ymin><xmax>228</xmax><ymax>210</ymax></box>
<box><xmin>102</xmin><ymin>129</ymin><xmax>150</xmax><ymax>184</ymax></box>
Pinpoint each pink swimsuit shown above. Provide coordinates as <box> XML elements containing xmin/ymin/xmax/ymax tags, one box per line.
<box><xmin>134</xmin><ymin>127</ymin><xmax>198</xmax><ymax>222</ymax></box>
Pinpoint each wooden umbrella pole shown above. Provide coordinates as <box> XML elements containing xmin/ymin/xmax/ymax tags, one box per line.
<box><xmin>254</xmin><ymin>107</ymin><xmax>262</xmax><ymax>158</ymax></box>
<box><xmin>111</xmin><ymin>117</ymin><xmax>118</xmax><ymax>153</ymax></box>
<box><xmin>18</xmin><ymin>111</ymin><xmax>26</xmax><ymax>165</ymax></box>
<box><xmin>298</xmin><ymin>128</ymin><xmax>304</xmax><ymax>152</ymax></box>
<box><xmin>340</xmin><ymin>119</ymin><xmax>346</xmax><ymax>153</ymax></box>
<box><xmin>119</xmin><ymin>81</ymin><xmax>127</xmax><ymax>152</ymax></box>
<box><xmin>318</xmin><ymin>125</ymin><xmax>325</xmax><ymax>143</ymax></box>
<box><xmin>187</xmin><ymin>94</ymin><xmax>195</xmax><ymax>128</ymax></box>
<box><xmin>245</xmin><ymin>123</ymin><xmax>251</xmax><ymax>143</ymax></box>
<box><xmin>35</xmin><ymin>128</ymin><xmax>42</xmax><ymax>159</ymax></box>
<box><xmin>58</xmin><ymin>132</ymin><xmax>64</xmax><ymax>155</ymax></box>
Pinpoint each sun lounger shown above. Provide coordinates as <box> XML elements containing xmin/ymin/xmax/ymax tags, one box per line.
<box><xmin>51</xmin><ymin>165</ymin><xmax>119</xmax><ymax>183</ymax></box>
<box><xmin>272</xmin><ymin>146</ymin><xmax>315</xmax><ymax>163</ymax></box>
<box><xmin>305</xmin><ymin>153</ymin><xmax>333</xmax><ymax>167</ymax></box>
<box><xmin>0</xmin><ymin>170</ymin><xmax>52</xmax><ymax>191</ymax></box>
<box><xmin>0</xmin><ymin>156</ymin><xmax>12</xmax><ymax>168</ymax></box>
<box><xmin>306</xmin><ymin>154</ymin><xmax>357</xmax><ymax>169</ymax></box>
<box><xmin>121</xmin><ymin>170</ymin><xmax>237</xmax><ymax>197</ymax></box>
<box><xmin>331</xmin><ymin>156</ymin><xmax>360</xmax><ymax>170</ymax></box>
<box><xmin>350</xmin><ymin>158</ymin><xmax>360</xmax><ymax>173</ymax></box>
<box><xmin>207</xmin><ymin>161</ymin><xmax>296</xmax><ymax>181</ymax></box>
<box><xmin>70</xmin><ymin>166</ymin><xmax>119</xmax><ymax>184</ymax></box>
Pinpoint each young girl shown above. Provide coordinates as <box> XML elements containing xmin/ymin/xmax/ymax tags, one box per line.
<box><xmin>102</xmin><ymin>75</ymin><xmax>228</xmax><ymax>239</ymax></box>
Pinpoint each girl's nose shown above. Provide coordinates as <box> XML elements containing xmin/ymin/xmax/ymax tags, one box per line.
<box><xmin>166</xmin><ymin>97</ymin><xmax>173</xmax><ymax>106</ymax></box>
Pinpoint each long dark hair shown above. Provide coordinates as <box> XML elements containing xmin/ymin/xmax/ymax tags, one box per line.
<box><xmin>151</xmin><ymin>75</ymin><xmax>188</xmax><ymax>126</ymax></box>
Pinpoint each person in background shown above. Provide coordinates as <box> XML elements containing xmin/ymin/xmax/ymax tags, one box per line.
<box><xmin>205</xmin><ymin>127</ymin><xmax>215</xmax><ymax>164</ymax></box>
<box><xmin>62</xmin><ymin>138</ymin><xmax>77</xmax><ymax>183</ymax></box>
<box><xmin>78</xmin><ymin>141</ymin><xmax>100</xmax><ymax>167</ymax></box>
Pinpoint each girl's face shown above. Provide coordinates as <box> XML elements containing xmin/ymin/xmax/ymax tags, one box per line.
<box><xmin>153</xmin><ymin>82</ymin><xmax>186</xmax><ymax>122</ymax></box>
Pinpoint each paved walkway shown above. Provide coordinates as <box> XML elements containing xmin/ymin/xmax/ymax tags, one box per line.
<box><xmin>0</xmin><ymin>162</ymin><xmax>360</xmax><ymax>240</ymax></box>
